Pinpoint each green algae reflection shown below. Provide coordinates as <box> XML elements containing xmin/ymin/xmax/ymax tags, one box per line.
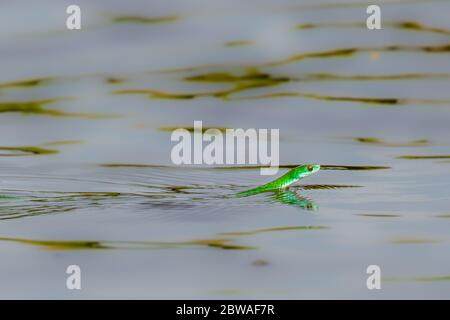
<box><xmin>224</xmin><ymin>40</ymin><xmax>254</xmax><ymax>47</ymax></box>
<box><xmin>356</xmin><ymin>213</ymin><xmax>401</xmax><ymax>218</ymax></box>
<box><xmin>0</xmin><ymin>146</ymin><xmax>58</xmax><ymax>156</ymax></box>
<box><xmin>296</xmin><ymin>21</ymin><xmax>450</xmax><ymax>36</ymax></box>
<box><xmin>0</xmin><ymin>236</ymin><xmax>255</xmax><ymax>251</ymax></box>
<box><xmin>389</xmin><ymin>237</ymin><xmax>439</xmax><ymax>244</ymax></box>
<box><xmin>398</xmin><ymin>155</ymin><xmax>450</xmax><ymax>160</ymax></box>
<box><xmin>0</xmin><ymin>223</ymin><xmax>330</xmax><ymax>251</ymax></box>
<box><xmin>115</xmin><ymin>69</ymin><xmax>289</xmax><ymax>100</ymax></box>
<box><xmin>118</xmin><ymin>42</ymin><xmax>450</xmax><ymax>104</ymax></box>
<box><xmin>0</xmin><ymin>77</ymin><xmax>52</xmax><ymax>89</ymax></box>
<box><xmin>298</xmin><ymin>72</ymin><xmax>450</xmax><ymax>82</ymax></box>
<box><xmin>0</xmin><ymin>99</ymin><xmax>113</xmax><ymax>118</ymax></box>
<box><xmin>112</xmin><ymin>15</ymin><xmax>179</xmax><ymax>24</ymax></box>
<box><xmin>153</xmin><ymin>42</ymin><xmax>450</xmax><ymax>75</ymax></box>
<box><xmin>384</xmin><ymin>275</ymin><xmax>450</xmax><ymax>283</ymax></box>
<box><xmin>0</xmin><ymin>141</ymin><xmax>81</xmax><ymax>156</ymax></box>
<box><xmin>233</xmin><ymin>91</ymin><xmax>450</xmax><ymax>106</ymax></box>
<box><xmin>159</xmin><ymin>126</ymin><xmax>229</xmax><ymax>134</ymax></box>
<box><xmin>353</xmin><ymin>137</ymin><xmax>430</xmax><ymax>147</ymax></box>
<box><xmin>220</xmin><ymin>225</ymin><xmax>328</xmax><ymax>236</ymax></box>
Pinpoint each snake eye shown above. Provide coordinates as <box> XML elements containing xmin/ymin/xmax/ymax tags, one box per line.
<box><xmin>307</xmin><ymin>165</ymin><xmax>313</xmax><ymax>172</ymax></box>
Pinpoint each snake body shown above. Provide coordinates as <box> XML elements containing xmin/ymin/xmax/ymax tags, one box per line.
<box><xmin>235</xmin><ymin>164</ymin><xmax>320</xmax><ymax>197</ymax></box>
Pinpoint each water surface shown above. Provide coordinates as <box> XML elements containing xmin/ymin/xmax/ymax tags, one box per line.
<box><xmin>1</xmin><ymin>0</ymin><xmax>450</xmax><ymax>299</ymax></box>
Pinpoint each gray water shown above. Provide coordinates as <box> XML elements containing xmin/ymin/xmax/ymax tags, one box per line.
<box><xmin>1</xmin><ymin>0</ymin><xmax>450</xmax><ymax>299</ymax></box>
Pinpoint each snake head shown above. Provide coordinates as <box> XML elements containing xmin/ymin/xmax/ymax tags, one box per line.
<box><xmin>293</xmin><ymin>164</ymin><xmax>320</xmax><ymax>180</ymax></box>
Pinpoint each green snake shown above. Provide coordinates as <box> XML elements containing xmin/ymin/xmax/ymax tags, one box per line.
<box><xmin>235</xmin><ymin>164</ymin><xmax>321</xmax><ymax>197</ymax></box>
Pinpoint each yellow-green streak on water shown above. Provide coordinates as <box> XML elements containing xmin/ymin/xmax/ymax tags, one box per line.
<box><xmin>354</xmin><ymin>137</ymin><xmax>430</xmax><ymax>147</ymax></box>
<box><xmin>0</xmin><ymin>99</ymin><xmax>114</xmax><ymax>118</ymax></box>
<box><xmin>220</xmin><ymin>225</ymin><xmax>328</xmax><ymax>236</ymax></box>
<box><xmin>0</xmin><ymin>146</ymin><xmax>58</xmax><ymax>156</ymax></box>
<box><xmin>296</xmin><ymin>21</ymin><xmax>450</xmax><ymax>36</ymax></box>
<box><xmin>0</xmin><ymin>236</ymin><xmax>255</xmax><ymax>251</ymax></box>
<box><xmin>0</xmin><ymin>78</ymin><xmax>51</xmax><ymax>89</ymax></box>
<box><xmin>112</xmin><ymin>15</ymin><xmax>179</xmax><ymax>24</ymax></box>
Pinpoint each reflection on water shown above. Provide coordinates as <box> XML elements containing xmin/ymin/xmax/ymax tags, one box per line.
<box><xmin>270</xmin><ymin>190</ymin><xmax>319</xmax><ymax>211</ymax></box>
<box><xmin>0</xmin><ymin>98</ymin><xmax>113</xmax><ymax>118</ymax></box>
<box><xmin>0</xmin><ymin>236</ymin><xmax>256</xmax><ymax>251</ymax></box>
<box><xmin>352</xmin><ymin>137</ymin><xmax>430</xmax><ymax>147</ymax></box>
<box><xmin>397</xmin><ymin>154</ymin><xmax>450</xmax><ymax>159</ymax></box>
<box><xmin>384</xmin><ymin>275</ymin><xmax>450</xmax><ymax>283</ymax></box>
<box><xmin>111</xmin><ymin>15</ymin><xmax>179</xmax><ymax>25</ymax></box>
<box><xmin>296</xmin><ymin>20</ymin><xmax>450</xmax><ymax>36</ymax></box>
<box><xmin>1</xmin><ymin>0</ymin><xmax>450</xmax><ymax>299</ymax></box>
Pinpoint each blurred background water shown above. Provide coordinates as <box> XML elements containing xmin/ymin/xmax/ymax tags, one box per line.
<box><xmin>1</xmin><ymin>0</ymin><xmax>450</xmax><ymax>299</ymax></box>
